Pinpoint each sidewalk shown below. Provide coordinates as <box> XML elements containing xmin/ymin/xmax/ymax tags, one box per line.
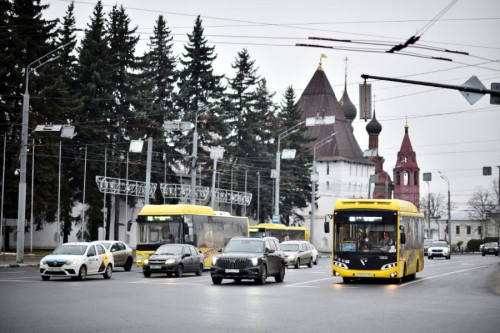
<box><xmin>0</xmin><ymin>253</ymin><xmax>42</xmax><ymax>268</ymax></box>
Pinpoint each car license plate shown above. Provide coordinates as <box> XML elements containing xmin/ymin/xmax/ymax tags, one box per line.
<box><xmin>225</xmin><ymin>269</ymin><xmax>239</xmax><ymax>273</ymax></box>
<box><xmin>151</xmin><ymin>265</ymin><xmax>161</xmax><ymax>269</ymax></box>
<box><xmin>357</xmin><ymin>273</ymin><xmax>370</xmax><ymax>277</ymax></box>
<box><xmin>47</xmin><ymin>267</ymin><xmax>62</xmax><ymax>272</ymax></box>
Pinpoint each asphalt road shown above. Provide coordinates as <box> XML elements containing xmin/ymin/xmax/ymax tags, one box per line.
<box><xmin>0</xmin><ymin>254</ymin><xmax>498</xmax><ymax>333</ymax></box>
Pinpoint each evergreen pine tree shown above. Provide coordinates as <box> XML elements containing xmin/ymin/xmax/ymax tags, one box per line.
<box><xmin>276</xmin><ymin>86</ymin><xmax>313</xmax><ymax>225</ymax></box>
<box><xmin>176</xmin><ymin>15</ymin><xmax>225</xmax><ymax>189</ymax></box>
<box><xmin>140</xmin><ymin>15</ymin><xmax>182</xmax><ymax>203</ymax></box>
<box><xmin>74</xmin><ymin>0</ymin><xmax>113</xmax><ymax>240</ymax></box>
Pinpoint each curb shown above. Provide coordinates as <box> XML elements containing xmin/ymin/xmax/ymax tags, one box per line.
<box><xmin>0</xmin><ymin>263</ymin><xmax>40</xmax><ymax>268</ymax></box>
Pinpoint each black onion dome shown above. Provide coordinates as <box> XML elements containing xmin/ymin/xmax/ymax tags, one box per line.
<box><xmin>340</xmin><ymin>89</ymin><xmax>357</xmax><ymax>121</ymax></box>
<box><xmin>366</xmin><ymin>111</ymin><xmax>382</xmax><ymax>134</ymax></box>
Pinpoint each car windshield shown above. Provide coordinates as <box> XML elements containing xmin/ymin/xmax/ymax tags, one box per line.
<box><xmin>484</xmin><ymin>242</ymin><xmax>498</xmax><ymax>247</ymax></box>
<box><xmin>155</xmin><ymin>245</ymin><xmax>183</xmax><ymax>255</ymax></box>
<box><xmin>431</xmin><ymin>241</ymin><xmax>448</xmax><ymax>247</ymax></box>
<box><xmin>52</xmin><ymin>245</ymin><xmax>88</xmax><ymax>255</ymax></box>
<box><xmin>280</xmin><ymin>244</ymin><xmax>299</xmax><ymax>252</ymax></box>
<box><xmin>224</xmin><ymin>240</ymin><xmax>264</xmax><ymax>253</ymax></box>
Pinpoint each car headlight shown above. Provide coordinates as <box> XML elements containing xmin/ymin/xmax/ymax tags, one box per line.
<box><xmin>212</xmin><ymin>256</ymin><xmax>219</xmax><ymax>266</ymax></box>
<box><xmin>41</xmin><ymin>260</ymin><xmax>47</xmax><ymax>265</ymax></box>
<box><xmin>381</xmin><ymin>262</ymin><xmax>398</xmax><ymax>270</ymax></box>
<box><xmin>250</xmin><ymin>257</ymin><xmax>259</xmax><ymax>266</ymax></box>
<box><xmin>165</xmin><ymin>259</ymin><xmax>175</xmax><ymax>265</ymax></box>
<box><xmin>64</xmin><ymin>260</ymin><xmax>75</xmax><ymax>266</ymax></box>
<box><xmin>333</xmin><ymin>261</ymin><xmax>348</xmax><ymax>269</ymax></box>
<box><xmin>144</xmin><ymin>259</ymin><xmax>149</xmax><ymax>265</ymax></box>
<box><xmin>287</xmin><ymin>255</ymin><xmax>296</xmax><ymax>260</ymax></box>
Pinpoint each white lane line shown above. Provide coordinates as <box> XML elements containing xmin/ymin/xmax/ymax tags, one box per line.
<box><xmin>400</xmin><ymin>264</ymin><xmax>492</xmax><ymax>288</ymax></box>
<box><xmin>0</xmin><ymin>279</ymin><xmax>34</xmax><ymax>283</ymax></box>
<box><xmin>129</xmin><ymin>280</ymin><xmax>205</xmax><ymax>286</ymax></box>
<box><xmin>285</xmin><ymin>277</ymin><xmax>335</xmax><ymax>287</ymax></box>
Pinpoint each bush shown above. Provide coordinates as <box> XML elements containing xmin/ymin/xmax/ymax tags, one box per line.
<box><xmin>467</xmin><ymin>237</ymin><xmax>499</xmax><ymax>252</ymax></box>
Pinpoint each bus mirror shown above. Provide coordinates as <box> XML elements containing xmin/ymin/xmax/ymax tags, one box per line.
<box><xmin>324</xmin><ymin>214</ymin><xmax>332</xmax><ymax>233</ymax></box>
<box><xmin>400</xmin><ymin>232</ymin><xmax>406</xmax><ymax>244</ymax></box>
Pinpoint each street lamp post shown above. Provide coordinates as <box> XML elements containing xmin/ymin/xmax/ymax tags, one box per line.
<box><xmin>274</xmin><ymin>116</ymin><xmax>335</xmax><ymax>220</ymax></box>
<box><xmin>310</xmin><ymin>133</ymin><xmax>336</xmax><ymax>244</ymax></box>
<box><xmin>16</xmin><ymin>42</ymin><xmax>71</xmax><ymax>263</ymax></box>
<box><xmin>191</xmin><ymin>108</ymin><xmax>208</xmax><ymax>205</ymax></box>
<box><xmin>438</xmin><ymin>171</ymin><xmax>451</xmax><ymax>246</ymax></box>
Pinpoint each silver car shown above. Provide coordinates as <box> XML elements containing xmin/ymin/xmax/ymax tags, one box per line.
<box><xmin>97</xmin><ymin>241</ymin><xmax>134</xmax><ymax>271</ymax></box>
<box><xmin>280</xmin><ymin>240</ymin><xmax>314</xmax><ymax>268</ymax></box>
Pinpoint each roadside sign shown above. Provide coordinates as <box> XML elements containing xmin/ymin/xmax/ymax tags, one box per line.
<box><xmin>460</xmin><ymin>75</ymin><xmax>486</xmax><ymax>105</ymax></box>
<box><xmin>423</xmin><ymin>172</ymin><xmax>432</xmax><ymax>181</ymax></box>
<box><xmin>272</xmin><ymin>214</ymin><xmax>280</xmax><ymax>224</ymax></box>
<box><xmin>490</xmin><ymin>83</ymin><xmax>500</xmax><ymax>105</ymax></box>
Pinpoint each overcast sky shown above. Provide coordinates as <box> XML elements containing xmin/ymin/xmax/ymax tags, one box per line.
<box><xmin>43</xmin><ymin>0</ymin><xmax>500</xmax><ymax>211</ymax></box>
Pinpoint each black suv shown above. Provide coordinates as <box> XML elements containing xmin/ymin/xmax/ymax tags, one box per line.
<box><xmin>211</xmin><ymin>237</ymin><xmax>285</xmax><ymax>285</ymax></box>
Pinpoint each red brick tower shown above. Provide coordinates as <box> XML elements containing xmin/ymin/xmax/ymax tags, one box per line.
<box><xmin>393</xmin><ymin>123</ymin><xmax>420</xmax><ymax>208</ymax></box>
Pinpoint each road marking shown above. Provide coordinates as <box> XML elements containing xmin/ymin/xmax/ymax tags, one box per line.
<box><xmin>129</xmin><ymin>280</ymin><xmax>205</xmax><ymax>286</ymax></box>
<box><xmin>400</xmin><ymin>264</ymin><xmax>492</xmax><ymax>288</ymax></box>
<box><xmin>0</xmin><ymin>279</ymin><xmax>34</xmax><ymax>283</ymax></box>
<box><xmin>285</xmin><ymin>277</ymin><xmax>335</xmax><ymax>287</ymax></box>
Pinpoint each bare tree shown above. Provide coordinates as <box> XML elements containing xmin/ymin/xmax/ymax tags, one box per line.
<box><xmin>420</xmin><ymin>192</ymin><xmax>447</xmax><ymax>219</ymax></box>
<box><xmin>467</xmin><ymin>188</ymin><xmax>496</xmax><ymax>239</ymax></box>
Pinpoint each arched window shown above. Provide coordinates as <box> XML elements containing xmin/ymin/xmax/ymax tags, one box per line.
<box><xmin>414</xmin><ymin>171</ymin><xmax>418</xmax><ymax>185</ymax></box>
<box><xmin>404</xmin><ymin>171</ymin><xmax>410</xmax><ymax>185</ymax></box>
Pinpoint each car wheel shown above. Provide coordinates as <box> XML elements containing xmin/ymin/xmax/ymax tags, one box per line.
<box><xmin>275</xmin><ymin>264</ymin><xmax>285</xmax><ymax>283</ymax></box>
<box><xmin>428</xmin><ymin>256</ymin><xmax>432</xmax><ymax>260</ymax></box>
<box><xmin>482</xmin><ymin>252</ymin><xmax>485</xmax><ymax>256</ymax></box>
<box><xmin>124</xmin><ymin>257</ymin><xmax>133</xmax><ymax>271</ymax></box>
<box><xmin>212</xmin><ymin>277</ymin><xmax>222</xmax><ymax>285</ymax></box>
<box><xmin>295</xmin><ymin>258</ymin><xmax>300</xmax><ymax>269</ymax></box>
<box><xmin>195</xmin><ymin>264</ymin><xmax>203</xmax><ymax>276</ymax></box>
<box><xmin>41</xmin><ymin>275</ymin><xmax>50</xmax><ymax>281</ymax></box>
<box><xmin>255</xmin><ymin>265</ymin><xmax>267</xmax><ymax>285</ymax></box>
<box><xmin>103</xmin><ymin>264</ymin><xmax>112</xmax><ymax>279</ymax></box>
<box><xmin>495</xmin><ymin>252</ymin><xmax>498</xmax><ymax>256</ymax></box>
<box><xmin>446</xmin><ymin>255</ymin><xmax>451</xmax><ymax>260</ymax></box>
<box><xmin>175</xmin><ymin>264</ymin><xmax>183</xmax><ymax>277</ymax></box>
<box><xmin>78</xmin><ymin>265</ymin><xmax>87</xmax><ymax>281</ymax></box>
<box><xmin>314</xmin><ymin>256</ymin><xmax>318</xmax><ymax>265</ymax></box>
<box><xmin>143</xmin><ymin>271</ymin><xmax>151</xmax><ymax>278</ymax></box>
<box><xmin>307</xmin><ymin>258</ymin><xmax>313</xmax><ymax>268</ymax></box>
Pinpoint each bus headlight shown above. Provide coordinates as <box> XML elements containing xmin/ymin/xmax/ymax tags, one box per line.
<box><xmin>334</xmin><ymin>261</ymin><xmax>348</xmax><ymax>269</ymax></box>
<box><xmin>381</xmin><ymin>262</ymin><xmax>397</xmax><ymax>270</ymax></box>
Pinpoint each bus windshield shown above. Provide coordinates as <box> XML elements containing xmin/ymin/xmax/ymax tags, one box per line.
<box><xmin>334</xmin><ymin>210</ymin><xmax>397</xmax><ymax>254</ymax></box>
<box><xmin>138</xmin><ymin>215</ymin><xmax>183</xmax><ymax>245</ymax></box>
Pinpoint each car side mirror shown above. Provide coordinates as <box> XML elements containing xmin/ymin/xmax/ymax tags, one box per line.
<box><xmin>183</xmin><ymin>253</ymin><xmax>191</xmax><ymax>258</ymax></box>
<box><xmin>266</xmin><ymin>248</ymin><xmax>275</xmax><ymax>254</ymax></box>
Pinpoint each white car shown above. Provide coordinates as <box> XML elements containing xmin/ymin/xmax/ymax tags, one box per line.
<box><xmin>427</xmin><ymin>241</ymin><xmax>451</xmax><ymax>260</ymax></box>
<box><xmin>40</xmin><ymin>242</ymin><xmax>114</xmax><ymax>281</ymax></box>
<box><xmin>309</xmin><ymin>243</ymin><xmax>319</xmax><ymax>265</ymax></box>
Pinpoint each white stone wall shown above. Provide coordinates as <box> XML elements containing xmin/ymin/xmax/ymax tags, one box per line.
<box><xmin>301</xmin><ymin>160</ymin><xmax>375</xmax><ymax>252</ymax></box>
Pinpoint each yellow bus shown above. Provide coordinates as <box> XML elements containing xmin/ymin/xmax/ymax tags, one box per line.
<box><xmin>136</xmin><ymin>205</ymin><xmax>249</xmax><ymax>268</ymax></box>
<box><xmin>249</xmin><ymin>223</ymin><xmax>310</xmax><ymax>242</ymax></box>
<box><xmin>325</xmin><ymin>199</ymin><xmax>424</xmax><ymax>283</ymax></box>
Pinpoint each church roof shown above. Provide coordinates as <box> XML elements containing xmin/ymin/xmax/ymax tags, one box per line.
<box><xmin>339</xmin><ymin>85</ymin><xmax>357</xmax><ymax>121</ymax></box>
<box><xmin>299</xmin><ymin>67</ymin><xmax>370</xmax><ymax>164</ymax></box>
<box><xmin>366</xmin><ymin>110</ymin><xmax>382</xmax><ymax>134</ymax></box>
<box><xmin>399</xmin><ymin>123</ymin><xmax>414</xmax><ymax>153</ymax></box>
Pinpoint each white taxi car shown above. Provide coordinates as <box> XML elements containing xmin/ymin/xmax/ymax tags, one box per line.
<box><xmin>427</xmin><ymin>241</ymin><xmax>451</xmax><ymax>260</ymax></box>
<box><xmin>40</xmin><ymin>242</ymin><xmax>114</xmax><ymax>281</ymax></box>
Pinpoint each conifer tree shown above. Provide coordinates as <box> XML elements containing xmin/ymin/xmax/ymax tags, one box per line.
<box><xmin>276</xmin><ymin>86</ymin><xmax>313</xmax><ymax>225</ymax></box>
<box><xmin>73</xmin><ymin>0</ymin><xmax>113</xmax><ymax>240</ymax></box>
<box><xmin>140</xmin><ymin>15</ymin><xmax>182</xmax><ymax>203</ymax></box>
<box><xmin>176</xmin><ymin>15</ymin><xmax>225</xmax><ymax>186</ymax></box>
